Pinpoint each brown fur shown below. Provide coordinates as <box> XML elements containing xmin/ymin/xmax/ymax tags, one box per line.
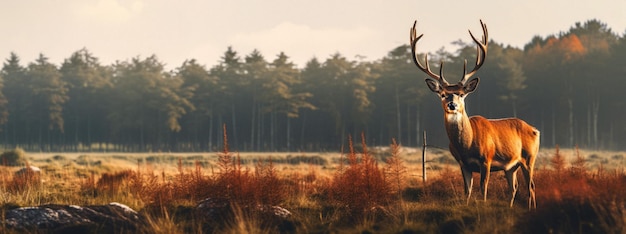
<box><xmin>447</xmin><ymin>113</ymin><xmax>539</xmax><ymax>208</ymax></box>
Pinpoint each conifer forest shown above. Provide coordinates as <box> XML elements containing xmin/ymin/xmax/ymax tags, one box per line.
<box><xmin>1</xmin><ymin>19</ymin><xmax>625</xmax><ymax>152</ymax></box>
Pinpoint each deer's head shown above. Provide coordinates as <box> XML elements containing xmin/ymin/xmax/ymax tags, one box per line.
<box><xmin>410</xmin><ymin>20</ymin><xmax>488</xmax><ymax>117</ymax></box>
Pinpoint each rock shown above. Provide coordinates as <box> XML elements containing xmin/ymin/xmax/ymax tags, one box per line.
<box><xmin>4</xmin><ymin>202</ymin><xmax>144</xmax><ymax>232</ymax></box>
<box><xmin>15</xmin><ymin>165</ymin><xmax>41</xmax><ymax>177</ymax></box>
<box><xmin>195</xmin><ymin>197</ymin><xmax>296</xmax><ymax>232</ymax></box>
<box><xmin>195</xmin><ymin>197</ymin><xmax>231</xmax><ymax>220</ymax></box>
<box><xmin>195</xmin><ymin>197</ymin><xmax>292</xmax><ymax>219</ymax></box>
<box><xmin>12</xmin><ymin>166</ymin><xmax>42</xmax><ymax>188</ymax></box>
<box><xmin>257</xmin><ymin>204</ymin><xmax>292</xmax><ymax>219</ymax></box>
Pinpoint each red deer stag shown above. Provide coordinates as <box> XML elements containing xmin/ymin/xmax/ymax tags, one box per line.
<box><xmin>409</xmin><ymin>20</ymin><xmax>539</xmax><ymax>208</ymax></box>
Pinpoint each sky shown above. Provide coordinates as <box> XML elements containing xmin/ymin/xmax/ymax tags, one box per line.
<box><xmin>1</xmin><ymin>0</ymin><xmax>624</xmax><ymax>70</ymax></box>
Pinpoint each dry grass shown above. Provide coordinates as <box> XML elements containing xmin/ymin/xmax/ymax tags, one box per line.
<box><xmin>1</xmin><ymin>137</ymin><xmax>625</xmax><ymax>233</ymax></box>
<box><xmin>520</xmin><ymin>151</ymin><xmax>626</xmax><ymax>233</ymax></box>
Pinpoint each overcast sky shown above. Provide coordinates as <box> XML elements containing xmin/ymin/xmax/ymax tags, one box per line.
<box><xmin>1</xmin><ymin>0</ymin><xmax>624</xmax><ymax>70</ymax></box>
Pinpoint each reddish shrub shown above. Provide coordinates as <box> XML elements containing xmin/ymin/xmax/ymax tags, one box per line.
<box><xmin>384</xmin><ymin>139</ymin><xmax>407</xmax><ymax>196</ymax></box>
<box><xmin>96</xmin><ymin>170</ymin><xmax>136</xmax><ymax>194</ymax></box>
<box><xmin>327</xmin><ymin>134</ymin><xmax>392</xmax><ymax>217</ymax></box>
<box><xmin>209</xmin><ymin>151</ymin><xmax>287</xmax><ymax>207</ymax></box>
<box><xmin>521</xmin><ymin>161</ymin><xmax>626</xmax><ymax>233</ymax></box>
<box><xmin>420</xmin><ymin>166</ymin><xmax>462</xmax><ymax>202</ymax></box>
<box><xmin>550</xmin><ymin>144</ymin><xmax>566</xmax><ymax>172</ymax></box>
<box><xmin>7</xmin><ymin>164</ymin><xmax>41</xmax><ymax>192</ymax></box>
<box><xmin>252</xmin><ymin>158</ymin><xmax>285</xmax><ymax>206</ymax></box>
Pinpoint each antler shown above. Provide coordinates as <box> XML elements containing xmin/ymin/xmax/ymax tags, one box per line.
<box><xmin>460</xmin><ymin>20</ymin><xmax>488</xmax><ymax>84</ymax></box>
<box><xmin>410</xmin><ymin>20</ymin><xmax>489</xmax><ymax>85</ymax></box>
<box><xmin>410</xmin><ymin>21</ymin><xmax>449</xmax><ymax>86</ymax></box>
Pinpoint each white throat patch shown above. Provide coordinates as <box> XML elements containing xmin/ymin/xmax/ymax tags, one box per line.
<box><xmin>446</xmin><ymin>112</ymin><xmax>463</xmax><ymax>123</ymax></box>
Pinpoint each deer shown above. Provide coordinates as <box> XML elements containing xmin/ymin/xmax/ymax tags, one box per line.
<box><xmin>409</xmin><ymin>20</ymin><xmax>539</xmax><ymax>209</ymax></box>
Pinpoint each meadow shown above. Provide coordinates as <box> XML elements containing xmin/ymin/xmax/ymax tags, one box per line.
<box><xmin>1</xmin><ymin>135</ymin><xmax>625</xmax><ymax>233</ymax></box>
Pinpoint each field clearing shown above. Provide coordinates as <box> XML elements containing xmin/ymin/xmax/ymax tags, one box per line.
<box><xmin>2</xmin><ymin>145</ymin><xmax>626</xmax><ymax>233</ymax></box>
<box><xmin>21</xmin><ymin>146</ymin><xmax>626</xmax><ymax>176</ymax></box>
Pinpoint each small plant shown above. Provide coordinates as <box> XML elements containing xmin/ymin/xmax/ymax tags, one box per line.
<box><xmin>550</xmin><ymin>145</ymin><xmax>566</xmax><ymax>172</ymax></box>
<box><xmin>253</xmin><ymin>157</ymin><xmax>285</xmax><ymax>206</ymax></box>
<box><xmin>212</xmin><ymin>125</ymin><xmax>255</xmax><ymax>206</ymax></box>
<box><xmin>96</xmin><ymin>170</ymin><xmax>136</xmax><ymax>194</ymax></box>
<box><xmin>570</xmin><ymin>145</ymin><xmax>586</xmax><ymax>176</ymax></box>
<box><xmin>1</xmin><ymin>148</ymin><xmax>27</xmax><ymax>167</ymax></box>
<box><xmin>328</xmin><ymin>133</ymin><xmax>392</xmax><ymax>219</ymax></box>
<box><xmin>384</xmin><ymin>138</ymin><xmax>407</xmax><ymax>196</ymax></box>
<box><xmin>421</xmin><ymin>166</ymin><xmax>463</xmax><ymax>203</ymax></box>
<box><xmin>81</xmin><ymin>171</ymin><xmax>97</xmax><ymax>197</ymax></box>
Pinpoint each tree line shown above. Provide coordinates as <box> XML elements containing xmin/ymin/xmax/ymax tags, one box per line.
<box><xmin>1</xmin><ymin>19</ymin><xmax>625</xmax><ymax>152</ymax></box>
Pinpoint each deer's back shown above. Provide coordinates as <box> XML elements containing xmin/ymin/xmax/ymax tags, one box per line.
<box><xmin>469</xmin><ymin>116</ymin><xmax>539</xmax><ymax>168</ymax></box>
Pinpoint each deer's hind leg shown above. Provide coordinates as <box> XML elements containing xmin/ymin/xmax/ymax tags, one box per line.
<box><xmin>505</xmin><ymin>166</ymin><xmax>520</xmax><ymax>207</ymax></box>
<box><xmin>520</xmin><ymin>163</ymin><xmax>536</xmax><ymax>209</ymax></box>
<box><xmin>480</xmin><ymin>160</ymin><xmax>492</xmax><ymax>202</ymax></box>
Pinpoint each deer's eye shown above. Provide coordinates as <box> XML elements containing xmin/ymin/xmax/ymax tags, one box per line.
<box><xmin>441</xmin><ymin>93</ymin><xmax>446</xmax><ymax>98</ymax></box>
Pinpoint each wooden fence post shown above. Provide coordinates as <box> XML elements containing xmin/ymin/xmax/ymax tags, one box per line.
<box><xmin>422</xmin><ymin>130</ymin><xmax>427</xmax><ymax>183</ymax></box>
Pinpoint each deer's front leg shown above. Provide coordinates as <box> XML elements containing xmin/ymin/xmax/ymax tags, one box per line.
<box><xmin>480</xmin><ymin>161</ymin><xmax>491</xmax><ymax>202</ymax></box>
<box><xmin>460</xmin><ymin>166</ymin><xmax>473</xmax><ymax>204</ymax></box>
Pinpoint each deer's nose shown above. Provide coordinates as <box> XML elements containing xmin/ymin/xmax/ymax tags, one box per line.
<box><xmin>447</xmin><ymin>102</ymin><xmax>457</xmax><ymax>111</ymax></box>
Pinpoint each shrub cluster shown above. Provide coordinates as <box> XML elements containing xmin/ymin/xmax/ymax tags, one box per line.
<box><xmin>327</xmin><ymin>134</ymin><xmax>394</xmax><ymax>218</ymax></box>
<box><xmin>518</xmin><ymin>148</ymin><xmax>626</xmax><ymax>233</ymax></box>
<box><xmin>1</xmin><ymin>148</ymin><xmax>27</xmax><ymax>166</ymax></box>
<box><xmin>109</xmin><ymin>126</ymin><xmax>287</xmax><ymax>209</ymax></box>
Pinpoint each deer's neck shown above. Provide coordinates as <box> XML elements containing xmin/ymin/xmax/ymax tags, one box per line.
<box><xmin>444</xmin><ymin>112</ymin><xmax>473</xmax><ymax>149</ymax></box>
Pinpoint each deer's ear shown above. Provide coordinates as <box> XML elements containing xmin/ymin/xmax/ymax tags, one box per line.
<box><xmin>464</xmin><ymin>77</ymin><xmax>480</xmax><ymax>94</ymax></box>
<box><xmin>425</xmin><ymin>78</ymin><xmax>442</xmax><ymax>93</ymax></box>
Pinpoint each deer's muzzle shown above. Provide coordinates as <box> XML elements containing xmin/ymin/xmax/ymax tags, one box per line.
<box><xmin>447</xmin><ymin>102</ymin><xmax>458</xmax><ymax>111</ymax></box>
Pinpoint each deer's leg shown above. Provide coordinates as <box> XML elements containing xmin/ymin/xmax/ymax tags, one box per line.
<box><xmin>528</xmin><ymin>149</ymin><xmax>537</xmax><ymax>209</ymax></box>
<box><xmin>505</xmin><ymin>168</ymin><xmax>519</xmax><ymax>207</ymax></box>
<box><xmin>480</xmin><ymin>161</ymin><xmax>491</xmax><ymax>202</ymax></box>
<box><xmin>460</xmin><ymin>166</ymin><xmax>473</xmax><ymax>205</ymax></box>
<box><xmin>521</xmin><ymin>164</ymin><xmax>536</xmax><ymax>209</ymax></box>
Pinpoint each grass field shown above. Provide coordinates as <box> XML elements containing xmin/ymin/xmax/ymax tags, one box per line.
<box><xmin>1</xmin><ymin>140</ymin><xmax>625</xmax><ymax>233</ymax></box>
